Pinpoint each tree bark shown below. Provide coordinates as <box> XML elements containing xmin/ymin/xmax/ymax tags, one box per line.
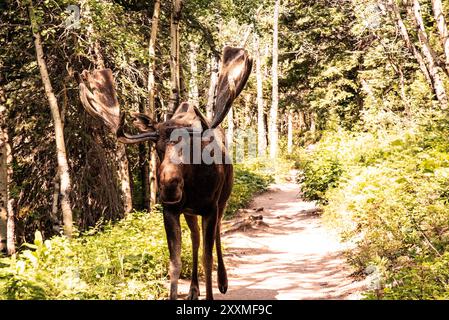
<box><xmin>0</xmin><ymin>105</ymin><xmax>11</xmax><ymax>253</ymax></box>
<box><xmin>254</xmin><ymin>33</ymin><xmax>267</xmax><ymax>157</ymax></box>
<box><xmin>227</xmin><ymin>106</ymin><xmax>234</xmax><ymax>159</ymax></box>
<box><xmin>269</xmin><ymin>0</ymin><xmax>280</xmax><ymax>159</ymax></box>
<box><xmin>188</xmin><ymin>42</ymin><xmax>199</xmax><ymax>107</ymax></box>
<box><xmin>29</xmin><ymin>1</ymin><xmax>73</xmax><ymax>237</ymax></box>
<box><xmin>206</xmin><ymin>55</ymin><xmax>219</xmax><ymax>122</ymax></box>
<box><xmin>410</xmin><ymin>0</ymin><xmax>448</xmax><ymax>109</ymax></box>
<box><xmin>385</xmin><ymin>0</ymin><xmax>434</xmax><ymax>90</ymax></box>
<box><xmin>82</xmin><ymin>0</ymin><xmax>133</xmax><ymax>214</ymax></box>
<box><xmin>287</xmin><ymin>110</ymin><xmax>293</xmax><ymax>154</ymax></box>
<box><xmin>167</xmin><ymin>0</ymin><xmax>183</xmax><ymax>119</ymax></box>
<box><xmin>148</xmin><ymin>0</ymin><xmax>161</xmax><ymax>207</ymax></box>
<box><xmin>431</xmin><ymin>0</ymin><xmax>449</xmax><ymax>75</ymax></box>
<box><xmin>299</xmin><ymin>110</ymin><xmax>306</xmax><ymax>131</ymax></box>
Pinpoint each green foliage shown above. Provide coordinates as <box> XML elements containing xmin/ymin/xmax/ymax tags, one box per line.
<box><xmin>296</xmin><ymin>154</ymin><xmax>343</xmax><ymax>204</ymax></box>
<box><xmin>0</xmin><ymin>210</ymin><xmax>193</xmax><ymax>300</ymax></box>
<box><xmin>225</xmin><ymin>160</ymin><xmax>275</xmax><ymax>218</ymax></box>
<box><xmin>300</xmin><ymin>111</ymin><xmax>449</xmax><ymax>299</ymax></box>
<box><xmin>0</xmin><ymin>162</ymin><xmax>274</xmax><ymax>299</ymax></box>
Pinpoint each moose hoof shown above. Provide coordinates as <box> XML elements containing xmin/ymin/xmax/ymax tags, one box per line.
<box><xmin>218</xmin><ymin>283</ymin><xmax>228</xmax><ymax>294</ymax></box>
<box><xmin>187</xmin><ymin>287</ymin><xmax>200</xmax><ymax>300</ymax></box>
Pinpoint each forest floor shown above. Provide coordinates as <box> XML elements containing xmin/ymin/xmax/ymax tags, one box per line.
<box><xmin>175</xmin><ymin>170</ymin><xmax>367</xmax><ymax>300</ymax></box>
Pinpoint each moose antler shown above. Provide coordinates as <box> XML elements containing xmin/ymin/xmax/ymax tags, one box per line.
<box><xmin>210</xmin><ymin>46</ymin><xmax>253</xmax><ymax>128</ymax></box>
<box><xmin>74</xmin><ymin>69</ymin><xmax>121</xmax><ymax>132</ymax></box>
<box><xmin>75</xmin><ymin>69</ymin><xmax>159</xmax><ymax>143</ymax></box>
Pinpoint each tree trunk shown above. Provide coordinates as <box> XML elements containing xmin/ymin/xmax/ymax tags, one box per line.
<box><xmin>82</xmin><ymin>0</ymin><xmax>133</xmax><ymax>214</ymax></box>
<box><xmin>254</xmin><ymin>33</ymin><xmax>267</xmax><ymax>157</ymax></box>
<box><xmin>269</xmin><ymin>0</ymin><xmax>280</xmax><ymax>159</ymax></box>
<box><xmin>148</xmin><ymin>0</ymin><xmax>161</xmax><ymax>207</ymax></box>
<box><xmin>206</xmin><ymin>55</ymin><xmax>219</xmax><ymax>122</ymax></box>
<box><xmin>227</xmin><ymin>106</ymin><xmax>234</xmax><ymax>159</ymax></box>
<box><xmin>29</xmin><ymin>2</ymin><xmax>73</xmax><ymax>237</ymax></box>
<box><xmin>0</xmin><ymin>88</ymin><xmax>15</xmax><ymax>254</ymax></box>
<box><xmin>299</xmin><ymin>110</ymin><xmax>306</xmax><ymax>131</ymax></box>
<box><xmin>167</xmin><ymin>0</ymin><xmax>183</xmax><ymax>119</ymax></box>
<box><xmin>410</xmin><ymin>0</ymin><xmax>448</xmax><ymax>109</ymax></box>
<box><xmin>139</xmin><ymin>101</ymin><xmax>150</xmax><ymax>211</ymax></box>
<box><xmin>431</xmin><ymin>0</ymin><xmax>449</xmax><ymax>75</ymax></box>
<box><xmin>386</xmin><ymin>0</ymin><xmax>434</xmax><ymax>90</ymax></box>
<box><xmin>188</xmin><ymin>42</ymin><xmax>199</xmax><ymax>107</ymax></box>
<box><xmin>117</xmin><ymin>144</ymin><xmax>132</xmax><ymax>213</ymax></box>
<box><xmin>310</xmin><ymin>112</ymin><xmax>316</xmax><ymax>133</ymax></box>
<box><xmin>287</xmin><ymin>110</ymin><xmax>293</xmax><ymax>154</ymax></box>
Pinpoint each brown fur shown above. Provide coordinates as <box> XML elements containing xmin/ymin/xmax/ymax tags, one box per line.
<box><xmin>76</xmin><ymin>46</ymin><xmax>253</xmax><ymax>300</ymax></box>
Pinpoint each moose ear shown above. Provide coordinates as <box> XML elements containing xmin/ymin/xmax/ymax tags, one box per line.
<box><xmin>210</xmin><ymin>46</ymin><xmax>253</xmax><ymax>128</ymax></box>
<box><xmin>131</xmin><ymin>112</ymin><xmax>156</xmax><ymax>132</ymax></box>
<box><xmin>173</xmin><ymin>102</ymin><xmax>210</xmax><ymax>130</ymax></box>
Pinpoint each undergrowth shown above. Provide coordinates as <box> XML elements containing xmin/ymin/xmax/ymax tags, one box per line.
<box><xmin>295</xmin><ymin>111</ymin><xmax>449</xmax><ymax>299</ymax></box>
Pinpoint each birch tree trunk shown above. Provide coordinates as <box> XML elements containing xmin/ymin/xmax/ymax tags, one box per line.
<box><xmin>29</xmin><ymin>2</ymin><xmax>73</xmax><ymax>237</ymax></box>
<box><xmin>188</xmin><ymin>42</ymin><xmax>199</xmax><ymax>107</ymax></box>
<box><xmin>410</xmin><ymin>0</ymin><xmax>448</xmax><ymax>109</ymax></box>
<box><xmin>431</xmin><ymin>0</ymin><xmax>449</xmax><ymax>75</ymax></box>
<box><xmin>269</xmin><ymin>0</ymin><xmax>280</xmax><ymax>159</ymax></box>
<box><xmin>206</xmin><ymin>55</ymin><xmax>219</xmax><ymax>122</ymax></box>
<box><xmin>167</xmin><ymin>0</ymin><xmax>183</xmax><ymax>119</ymax></box>
<box><xmin>227</xmin><ymin>107</ymin><xmax>234</xmax><ymax>159</ymax></box>
<box><xmin>0</xmin><ymin>106</ymin><xmax>10</xmax><ymax>253</ymax></box>
<box><xmin>287</xmin><ymin>110</ymin><xmax>293</xmax><ymax>154</ymax></box>
<box><xmin>385</xmin><ymin>0</ymin><xmax>434</xmax><ymax>90</ymax></box>
<box><xmin>254</xmin><ymin>33</ymin><xmax>267</xmax><ymax>157</ymax></box>
<box><xmin>148</xmin><ymin>0</ymin><xmax>161</xmax><ymax>207</ymax></box>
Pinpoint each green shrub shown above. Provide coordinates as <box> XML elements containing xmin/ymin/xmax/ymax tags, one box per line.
<box><xmin>0</xmin><ymin>160</ymin><xmax>276</xmax><ymax>299</ymax></box>
<box><xmin>300</xmin><ymin>113</ymin><xmax>449</xmax><ymax>299</ymax></box>
<box><xmin>225</xmin><ymin>163</ymin><xmax>274</xmax><ymax>218</ymax></box>
<box><xmin>0</xmin><ymin>210</ymin><xmax>193</xmax><ymax>300</ymax></box>
<box><xmin>296</xmin><ymin>155</ymin><xmax>343</xmax><ymax>204</ymax></box>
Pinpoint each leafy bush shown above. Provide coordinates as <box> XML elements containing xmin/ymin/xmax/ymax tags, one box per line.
<box><xmin>225</xmin><ymin>163</ymin><xmax>274</xmax><ymax>218</ymax></box>
<box><xmin>0</xmin><ymin>210</ymin><xmax>193</xmax><ymax>300</ymax></box>
<box><xmin>298</xmin><ymin>112</ymin><xmax>449</xmax><ymax>299</ymax></box>
<box><xmin>296</xmin><ymin>155</ymin><xmax>343</xmax><ymax>204</ymax></box>
<box><xmin>0</xmin><ymin>161</ymin><xmax>275</xmax><ymax>299</ymax></box>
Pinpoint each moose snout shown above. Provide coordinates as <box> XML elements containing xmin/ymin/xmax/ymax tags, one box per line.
<box><xmin>159</xmin><ymin>172</ymin><xmax>184</xmax><ymax>205</ymax></box>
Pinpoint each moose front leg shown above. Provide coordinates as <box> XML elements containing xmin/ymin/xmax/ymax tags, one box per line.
<box><xmin>184</xmin><ymin>214</ymin><xmax>200</xmax><ymax>300</ymax></box>
<box><xmin>202</xmin><ymin>206</ymin><xmax>218</xmax><ymax>300</ymax></box>
<box><xmin>163</xmin><ymin>209</ymin><xmax>182</xmax><ymax>300</ymax></box>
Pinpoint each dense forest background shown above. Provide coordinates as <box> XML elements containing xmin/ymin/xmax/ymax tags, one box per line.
<box><xmin>1</xmin><ymin>0</ymin><xmax>449</xmax><ymax>299</ymax></box>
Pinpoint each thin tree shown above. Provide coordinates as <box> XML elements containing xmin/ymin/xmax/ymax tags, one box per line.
<box><xmin>409</xmin><ymin>0</ymin><xmax>448</xmax><ymax>109</ymax></box>
<box><xmin>148</xmin><ymin>0</ymin><xmax>161</xmax><ymax>207</ymax></box>
<box><xmin>269</xmin><ymin>0</ymin><xmax>280</xmax><ymax>158</ymax></box>
<box><xmin>206</xmin><ymin>55</ymin><xmax>219</xmax><ymax>121</ymax></box>
<box><xmin>385</xmin><ymin>0</ymin><xmax>440</xmax><ymax>104</ymax></box>
<box><xmin>431</xmin><ymin>0</ymin><xmax>449</xmax><ymax>75</ymax></box>
<box><xmin>167</xmin><ymin>0</ymin><xmax>183</xmax><ymax>119</ymax></box>
<box><xmin>188</xmin><ymin>42</ymin><xmax>199</xmax><ymax>107</ymax></box>
<box><xmin>28</xmin><ymin>0</ymin><xmax>73</xmax><ymax>237</ymax></box>
<box><xmin>287</xmin><ymin>109</ymin><xmax>293</xmax><ymax>154</ymax></box>
<box><xmin>254</xmin><ymin>33</ymin><xmax>267</xmax><ymax>157</ymax></box>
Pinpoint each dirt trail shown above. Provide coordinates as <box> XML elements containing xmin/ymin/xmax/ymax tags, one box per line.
<box><xmin>176</xmin><ymin>171</ymin><xmax>367</xmax><ymax>300</ymax></box>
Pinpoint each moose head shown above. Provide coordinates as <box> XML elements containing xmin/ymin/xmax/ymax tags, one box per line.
<box><xmin>75</xmin><ymin>46</ymin><xmax>253</xmax><ymax>300</ymax></box>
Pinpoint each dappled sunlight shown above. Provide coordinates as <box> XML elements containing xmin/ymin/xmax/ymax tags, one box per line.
<box><xmin>176</xmin><ymin>175</ymin><xmax>367</xmax><ymax>300</ymax></box>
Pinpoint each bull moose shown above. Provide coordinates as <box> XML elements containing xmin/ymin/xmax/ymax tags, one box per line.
<box><xmin>75</xmin><ymin>46</ymin><xmax>253</xmax><ymax>300</ymax></box>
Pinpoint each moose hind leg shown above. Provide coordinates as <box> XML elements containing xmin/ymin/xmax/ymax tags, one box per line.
<box><xmin>202</xmin><ymin>209</ymin><xmax>218</xmax><ymax>300</ymax></box>
<box><xmin>163</xmin><ymin>210</ymin><xmax>182</xmax><ymax>300</ymax></box>
<box><xmin>215</xmin><ymin>207</ymin><xmax>228</xmax><ymax>294</ymax></box>
<box><xmin>184</xmin><ymin>214</ymin><xmax>200</xmax><ymax>300</ymax></box>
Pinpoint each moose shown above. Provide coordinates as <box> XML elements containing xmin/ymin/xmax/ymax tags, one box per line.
<box><xmin>75</xmin><ymin>46</ymin><xmax>253</xmax><ymax>300</ymax></box>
